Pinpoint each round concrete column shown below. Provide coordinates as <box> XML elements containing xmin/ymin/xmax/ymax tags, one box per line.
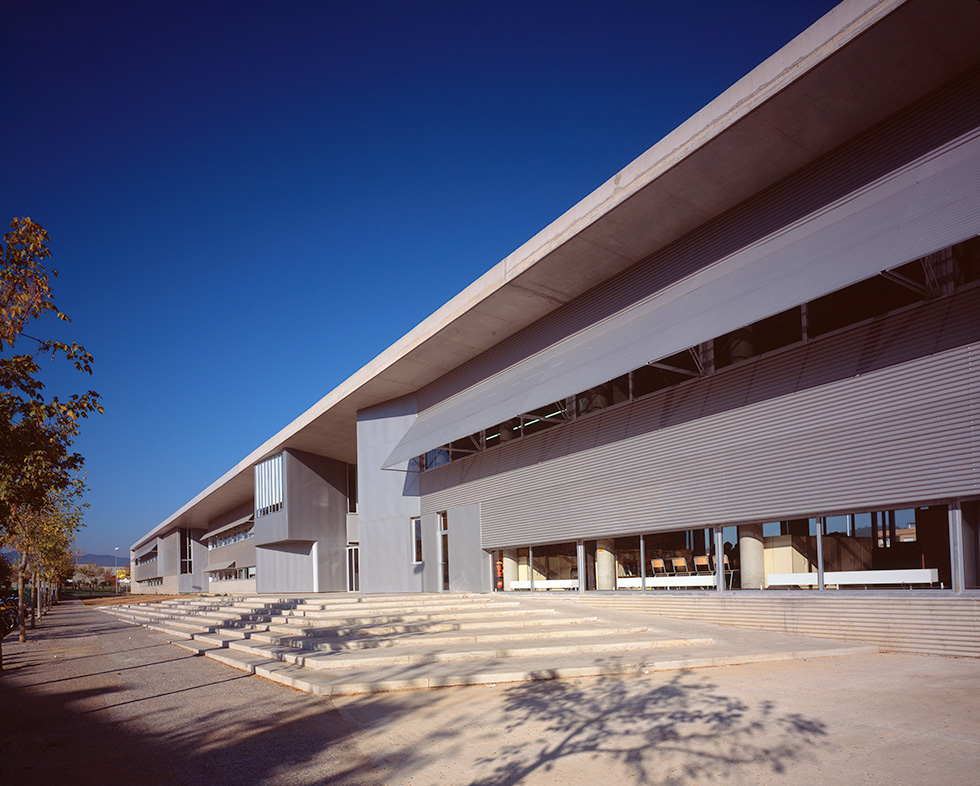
<box><xmin>739</xmin><ymin>524</ymin><xmax>765</xmax><ymax>589</ymax></box>
<box><xmin>596</xmin><ymin>539</ymin><xmax>617</xmax><ymax>591</ymax></box>
<box><xmin>502</xmin><ymin>549</ymin><xmax>518</xmax><ymax>591</ymax></box>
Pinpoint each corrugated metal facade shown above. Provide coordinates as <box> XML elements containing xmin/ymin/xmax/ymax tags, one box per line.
<box><xmin>419</xmin><ymin>287</ymin><xmax>980</xmax><ymax>548</ymax></box>
<box><xmin>206</xmin><ymin>539</ymin><xmax>255</xmax><ymax>570</ymax></box>
<box><xmin>390</xmin><ymin>69</ymin><xmax>980</xmax><ymax>467</ymax></box>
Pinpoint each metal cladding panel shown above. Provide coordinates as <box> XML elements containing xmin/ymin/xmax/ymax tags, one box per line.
<box><xmin>207</xmin><ymin>539</ymin><xmax>256</xmax><ymax>569</ymax></box>
<box><xmin>419</xmin><ymin>289</ymin><xmax>980</xmax><ymax>548</ymax></box>
<box><xmin>133</xmin><ymin>562</ymin><xmax>160</xmax><ymax>582</ymax></box>
<box><xmin>385</xmin><ymin>126</ymin><xmax>980</xmax><ymax>468</ymax></box>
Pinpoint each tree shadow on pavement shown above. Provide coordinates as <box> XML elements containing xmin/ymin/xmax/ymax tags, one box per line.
<box><xmin>465</xmin><ymin>669</ymin><xmax>828</xmax><ymax>786</ymax></box>
<box><xmin>0</xmin><ymin>603</ymin><xmax>830</xmax><ymax>786</ymax></box>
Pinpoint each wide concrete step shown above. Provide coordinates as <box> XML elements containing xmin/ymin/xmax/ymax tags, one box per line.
<box><xmin>264</xmin><ymin>612</ymin><xmax>570</xmax><ymax>635</ymax></box>
<box><xmin>101</xmin><ymin>607</ymin><xmax>257</xmax><ymax>633</ymax></box>
<box><xmin>272</xmin><ymin>607</ymin><xmax>542</xmax><ymax>628</ymax></box>
<box><xmin>289</xmin><ymin>593</ymin><xmax>486</xmax><ymax>607</ymax></box>
<box><xmin>245</xmin><ymin>623</ymin><xmax>651</xmax><ymax>651</ymax></box>
<box><xmin>111</xmin><ymin>604</ymin><xmax>277</xmax><ymax>622</ymax></box>
<box><xmin>292</xmin><ymin>601</ymin><xmax>521</xmax><ymax>616</ymax></box>
<box><xmin>279</xmin><ymin>603</ymin><xmax>533</xmax><ymax>621</ymax></box>
<box><xmin>169</xmin><ymin>613</ymin><xmax>590</xmax><ymax>644</ymax></box>
<box><xmin>108</xmin><ymin>592</ymin><xmax>880</xmax><ymax>695</ymax></box>
<box><xmin>228</xmin><ymin>632</ymin><xmax>714</xmax><ymax>671</ymax></box>
<box><xmin>161</xmin><ymin>633</ymin><xmax>873</xmax><ymax>696</ymax></box>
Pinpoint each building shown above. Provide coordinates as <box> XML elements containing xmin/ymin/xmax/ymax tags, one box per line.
<box><xmin>131</xmin><ymin>0</ymin><xmax>980</xmax><ymax>607</ymax></box>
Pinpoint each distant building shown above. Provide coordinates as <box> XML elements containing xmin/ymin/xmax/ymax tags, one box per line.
<box><xmin>132</xmin><ymin>0</ymin><xmax>980</xmax><ymax>607</ymax></box>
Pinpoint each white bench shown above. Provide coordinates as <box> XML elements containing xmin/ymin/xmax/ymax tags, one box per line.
<box><xmin>766</xmin><ymin>568</ymin><xmax>939</xmax><ymax>588</ymax></box>
<box><xmin>509</xmin><ymin>579</ymin><xmax>578</xmax><ymax>590</ymax></box>
<box><xmin>617</xmin><ymin>575</ymin><xmax>717</xmax><ymax>589</ymax></box>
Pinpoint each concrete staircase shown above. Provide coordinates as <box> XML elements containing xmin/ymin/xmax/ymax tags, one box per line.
<box><xmin>101</xmin><ymin>593</ymin><xmax>877</xmax><ymax>694</ymax></box>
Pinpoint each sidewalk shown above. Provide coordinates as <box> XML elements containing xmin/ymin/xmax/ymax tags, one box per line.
<box><xmin>1</xmin><ymin>599</ymin><xmax>978</xmax><ymax>785</ymax></box>
<box><xmin>0</xmin><ymin>600</ymin><xmax>381</xmax><ymax>786</ymax></box>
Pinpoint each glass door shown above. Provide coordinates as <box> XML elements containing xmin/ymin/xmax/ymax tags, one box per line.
<box><xmin>438</xmin><ymin>512</ymin><xmax>449</xmax><ymax>591</ymax></box>
<box><xmin>346</xmin><ymin>546</ymin><xmax>359</xmax><ymax>592</ymax></box>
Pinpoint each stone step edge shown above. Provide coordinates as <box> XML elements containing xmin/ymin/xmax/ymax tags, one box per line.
<box><xmin>112</xmin><ymin>602</ymin><xmax>526</xmax><ymax>620</ymax></box>
<box><xmin>232</xmin><ymin>636</ymin><xmax>717</xmax><ymax>670</ymax></box>
<box><xmin>159</xmin><ymin>634</ymin><xmax>879</xmax><ymax>695</ymax></box>
<box><xmin>260</xmin><ymin>615</ymin><xmax>594</xmax><ymax>635</ymax></box>
<box><xmin>112</xmin><ymin>615</ymin><xmax>634</xmax><ymax>649</ymax></box>
<box><xmin>103</xmin><ymin>610</ymin><xmax>579</xmax><ymax>638</ymax></box>
<box><xmin>243</xmin><ymin>625</ymin><xmax>652</xmax><ymax>650</ymax></box>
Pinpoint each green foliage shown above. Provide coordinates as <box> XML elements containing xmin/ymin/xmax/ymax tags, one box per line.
<box><xmin>0</xmin><ymin>218</ymin><xmax>102</xmax><ymax>523</ymax></box>
<box><xmin>0</xmin><ymin>551</ymin><xmax>12</xmax><ymax>590</ymax></box>
<box><xmin>1</xmin><ymin>484</ymin><xmax>85</xmax><ymax>575</ymax></box>
<box><xmin>76</xmin><ymin>561</ymin><xmax>103</xmax><ymax>590</ymax></box>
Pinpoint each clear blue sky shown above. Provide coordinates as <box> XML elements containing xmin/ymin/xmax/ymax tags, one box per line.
<box><xmin>2</xmin><ymin>0</ymin><xmax>836</xmax><ymax>555</ymax></box>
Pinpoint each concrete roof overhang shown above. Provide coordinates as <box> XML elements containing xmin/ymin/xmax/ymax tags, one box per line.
<box><xmin>133</xmin><ymin>0</ymin><xmax>980</xmax><ymax>550</ymax></box>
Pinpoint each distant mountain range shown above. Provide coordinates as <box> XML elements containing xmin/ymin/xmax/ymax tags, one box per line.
<box><xmin>77</xmin><ymin>553</ymin><xmax>128</xmax><ymax>568</ymax></box>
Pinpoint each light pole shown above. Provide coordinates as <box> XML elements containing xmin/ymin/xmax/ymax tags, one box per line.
<box><xmin>114</xmin><ymin>547</ymin><xmax>119</xmax><ymax>594</ymax></box>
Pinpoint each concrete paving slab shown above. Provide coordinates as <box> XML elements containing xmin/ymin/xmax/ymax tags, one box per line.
<box><xmin>3</xmin><ymin>600</ymin><xmax>978</xmax><ymax>785</ymax></box>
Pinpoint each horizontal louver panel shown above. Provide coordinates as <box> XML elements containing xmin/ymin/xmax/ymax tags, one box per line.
<box><xmin>420</xmin><ymin>288</ymin><xmax>980</xmax><ymax>548</ymax></box>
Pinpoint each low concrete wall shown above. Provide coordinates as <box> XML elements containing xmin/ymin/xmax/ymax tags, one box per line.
<box><xmin>570</xmin><ymin>593</ymin><xmax>980</xmax><ymax>657</ymax></box>
<box><xmin>205</xmin><ymin>578</ymin><xmax>256</xmax><ymax>595</ymax></box>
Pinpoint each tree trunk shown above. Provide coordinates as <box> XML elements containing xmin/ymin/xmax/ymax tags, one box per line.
<box><xmin>17</xmin><ymin>566</ymin><xmax>27</xmax><ymax>643</ymax></box>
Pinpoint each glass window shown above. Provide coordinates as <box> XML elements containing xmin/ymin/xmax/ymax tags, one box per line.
<box><xmin>347</xmin><ymin>463</ymin><xmax>358</xmax><ymax>514</ymax></box>
<box><xmin>714</xmin><ymin>307</ymin><xmax>802</xmax><ymax>369</ymax></box>
<box><xmin>642</xmin><ymin>528</ymin><xmax>715</xmax><ymax>589</ymax></box>
<box><xmin>953</xmin><ymin>236</ymin><xmax>980</xmax><ymax>286</ymax></box>
<box><xmin>522</xmin><ymin>401</ymin><xmax>570</xmax><ymax>437</ymax></box>
<box><xmin>822</xmin><ymin>506</ymin><xmax>948</xmax><ymax>588</ymax></box>
<box><xmin>411</xmin><ymin>517</ymin><xmax>422</xmax><ymax>563</ymax></box>
<box><xmin>763</xmin><ymin>519</ymin><xmax>819</xmax><ymax>588</ymax></box>
<box><xmin>255</xmin><ymin>454</ymin><xmax>284</xmax><ymax>517</ymax></box>
<box><xmin>531</xmin><ymin>541</ymin><xmax>578</xmax><ymax>589</ymax></box>
<box><xmin>808</xmin><ymin>276</ymin><xmax>922</xmax><ymax>337</ymax></box>
<box><xmin>179</xmin><ymin>528</ymin><xmax>193</xmax><ymax>575</ymax></box>
<box><xmin>575</xmin><ymin>375</ymin><xmax>629</xmax><ymax>417</ymax></box>
<box><xmin>424</xmin><ymin>447</ymin><xmax>450</xmax><ymax>470</ymax></box>
<box><xmin>632</xmin><ymin>349</ymin><xmax>702</xmax><ymax>399</ymax></box>
<box><xmin>486</xmin><ymin>417</ymin><xmax>521</xmax><ymax>448</ymax></box>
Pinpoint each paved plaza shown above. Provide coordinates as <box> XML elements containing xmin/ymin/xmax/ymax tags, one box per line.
<box><xmin>1</xmin><ymin>599</ymin><xmax>977</xmax><ymax>785</ymax></box>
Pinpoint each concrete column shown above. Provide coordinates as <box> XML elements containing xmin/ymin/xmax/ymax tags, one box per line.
<box><xmin>726</xmin><ymin>326</ymin><xmax>754</xmax><ymax>364</ymax></box>
<box><xmin>596</xmin><ymin>539</ymin><xmax>616</xmax><ymax>591</ymax></box>
<box><xmin>949</xmin><ymin>502</ymin><xmax>965</xmax><ymax>594</ymax></box>
<box><xmin>962</xmin><ymin>502</ymin><xmax>979</xmax><ymax>590</ymax></box>
<box><xmin>502</xmin><ymin>549</ymin><xmax>518</xmax><ymax>591</ymax></box>
<box><xmin>739</xmin><ymin>524</ymin><xmax>765</xmax><ymax>589</ymax></box>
